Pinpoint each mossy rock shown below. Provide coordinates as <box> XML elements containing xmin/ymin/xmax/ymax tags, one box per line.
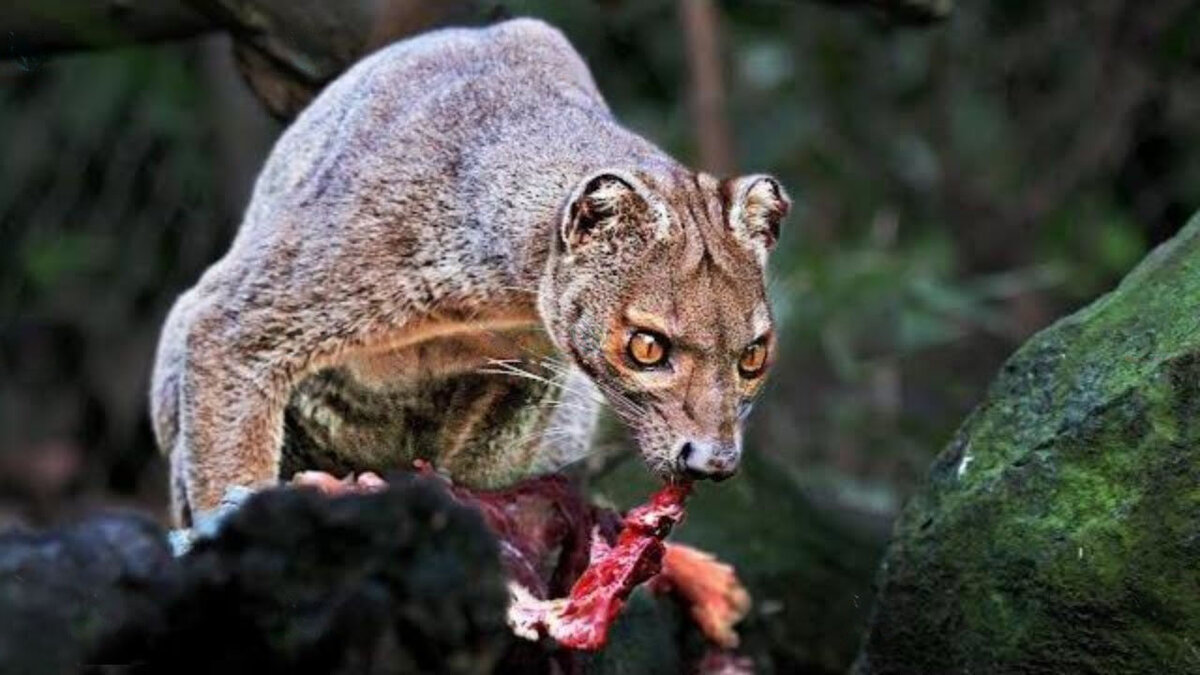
<box><xmin>857</xmin><ymin>214</ymin><xmax>1200</xmax><ymax>674</ymax></box>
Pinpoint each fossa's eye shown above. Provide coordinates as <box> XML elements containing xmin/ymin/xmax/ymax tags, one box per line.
<box><xmin>628</xmin><ymin>330</ymin><xmax>669</xmax><ymax>368</ymax></box>
<box><xmin>738</xmin><ymin>340</ymin><xmax>768</xmax><ymax>378</ymax></box>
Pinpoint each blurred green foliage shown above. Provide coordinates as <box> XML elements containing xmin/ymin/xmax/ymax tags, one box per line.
<box><xmin>520</xmin><ymin>0</ymin><xmax>1200</xmax><ymax>512</ymax></box>
<box><xmin>1</xmin><ymin>45</ymin><xmax>232</xmax><ymax>505</ymax></box>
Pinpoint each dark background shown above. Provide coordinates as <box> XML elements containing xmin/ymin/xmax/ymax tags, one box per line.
<box><xmin>2</xmin><ymin>0</ymin><xmax>1198</xmax><ymax>608</ymax></box>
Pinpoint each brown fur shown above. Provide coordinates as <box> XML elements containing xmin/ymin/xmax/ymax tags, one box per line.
<box><xmin>151</xmin><ymin>18</ymin><xmax>789</xmax><ymax>524</ymax></box>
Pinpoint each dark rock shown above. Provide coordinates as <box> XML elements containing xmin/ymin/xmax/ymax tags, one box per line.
<box><xmin>0</xmin><ymin>479</ymin><xmax>510</xmax><ymax>674</ymax></box>
<box><xmin>0</xmin><ymin>513</ymin><xmax>176</xmax><ymax>674</ymax></box>
<box><xmin>133</xmin><ymin>479</ymin><xmax>510</xmax><ymax>674</ymax></box>
<box><xmin>857</xmin><ymin>213</ymin><xmax>1200</xmax><ymax>674</ymax></box>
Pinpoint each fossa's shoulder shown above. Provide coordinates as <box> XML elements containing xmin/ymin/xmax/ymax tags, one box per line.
<box><xmin>358</xmin><ymin>18</ymin><xmax>599</xmax><ymax>95</ymax></box>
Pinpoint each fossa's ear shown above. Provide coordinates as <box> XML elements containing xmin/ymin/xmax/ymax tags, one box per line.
<box><xmin>560</xmin><ymin>170</ymin><xmax>662</xmax><ymax>252</ymax></box>
<box><xmin>723</xmin><ymin>174</ymin><xmax>791</xmax><ymax>258</ymax></box>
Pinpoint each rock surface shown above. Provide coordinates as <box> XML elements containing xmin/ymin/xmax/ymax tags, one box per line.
<box><xmin>0</xmin><ymin>480</ymin><xmax>511</xmax><ymax>674</ymax></box>
<box><xmin>857</xmin><ymin>213</ymin><xmax>1200</xmax><ymax>674</ymax></box>
<box><xmin>0</xmin><ymin>513</ymin><xmax>176</xmax><ymax>674</ymax></box>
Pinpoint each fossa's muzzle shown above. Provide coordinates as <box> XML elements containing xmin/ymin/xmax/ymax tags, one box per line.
<box><xmin>678</xmin><ymin>437</ymin><xmax>741</xmax><ymax>481</ymax></box>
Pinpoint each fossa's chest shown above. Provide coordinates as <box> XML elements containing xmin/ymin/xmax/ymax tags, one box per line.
<box><xmin>280</xmin><ymin>327</ymin><xmax>601</xmax><ymax>488</ymax></box>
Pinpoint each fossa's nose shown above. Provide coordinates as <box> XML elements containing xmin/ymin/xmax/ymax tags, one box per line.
<box><xmin>678</xmin><ymin>439</ymin><xmax>740</xmax><ymax>481</ymax></box>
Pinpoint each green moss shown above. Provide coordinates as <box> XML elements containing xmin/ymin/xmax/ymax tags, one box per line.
<box><xmin>858</xmin><ymin>212</ymin><xmax>1200</xmax><ymax>674</ymax></box>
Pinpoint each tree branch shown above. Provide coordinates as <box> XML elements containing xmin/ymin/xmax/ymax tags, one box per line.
<box><xmin>3</xmin><ymin>0</ymin><xmax>947</xmax><ymax>122</ymax></box>
<box><xmin>816</xmin><ymin>0</ymin><xmax>953</xmax><ymax>24</ymax></box>
<box><xmin>4</xmin><ymin>0</ymin><xmax>490</xmax><ymax>118</ymax></box>
<box><xmin>188</xmin><ymin>0</ymin><xmax>488</xmax><ymax>118</ymax></box>
<box><xmin>3</xmin><ymin>0</ymin><xmax>214</xmax><ymax>56</ymax></box>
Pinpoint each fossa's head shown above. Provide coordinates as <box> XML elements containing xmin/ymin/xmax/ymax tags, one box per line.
<box><xmin>539</xmin><ymin>167</ymin><xmax>789</xmax><ymax>481</ymax></box>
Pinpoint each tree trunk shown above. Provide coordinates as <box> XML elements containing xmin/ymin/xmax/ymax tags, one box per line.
<box><xmin>679</xmin><ymin>0</ymin><xmax>735</xmax><ymax>176</ymax></box>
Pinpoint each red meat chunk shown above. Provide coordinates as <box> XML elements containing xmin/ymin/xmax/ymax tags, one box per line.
<box><xmin>507</xmin><ymin>482</ymin><xmax>691</xmax><ymax>649</ymax></box>
<box><xmin>291</xmin><ymin>469</ymin><xmax>744</xmax><ymax>652</ymax></box>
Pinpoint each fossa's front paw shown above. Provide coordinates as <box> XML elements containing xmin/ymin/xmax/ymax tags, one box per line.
<box><xmin>291</xmin><ymin>470</ymin><xmax>387</xmax><ymax>495</ymax></box>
